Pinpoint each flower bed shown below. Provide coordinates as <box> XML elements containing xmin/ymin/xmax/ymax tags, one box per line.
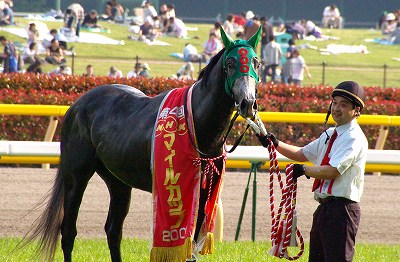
<box><xmin>0</xmin><ymin>73</ymin><xmax>399</xmax><ymax>149</ymax></box>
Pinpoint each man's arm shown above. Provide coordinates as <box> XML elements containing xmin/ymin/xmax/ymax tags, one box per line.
<box><xmin>304</xmin><ymin>165</ymin><xmax>340</xmax><ymax>180</ymax></box>
<box><xmin>275</xmin><ymin>140</ymin><xmax>308</xmax><ymax>162</ymax></box>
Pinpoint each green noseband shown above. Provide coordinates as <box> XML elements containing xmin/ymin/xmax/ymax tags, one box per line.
<box><xmin>221</xmin><ymin>26</ymin><xmax>261</xmax><ymax>98</ymax></box>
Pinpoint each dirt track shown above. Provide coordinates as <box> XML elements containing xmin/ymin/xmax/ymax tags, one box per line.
<box><xmin>0</xmin><ymin>168</ymin><xmax>399</xmax><ymax>244</ymax></box>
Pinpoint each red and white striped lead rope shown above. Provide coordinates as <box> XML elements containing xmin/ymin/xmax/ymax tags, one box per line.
<box><xmin>246</xmin><ymin>115</ymin><xmax>304</xmax><ymax>260</ymax></box>
<box><xmin>267</xmin><ymin>142</ymin><xmax>304</xmax><ymax>260</ymax></box>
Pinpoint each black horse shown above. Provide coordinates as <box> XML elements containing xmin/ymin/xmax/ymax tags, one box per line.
<box><xmin>24</xmin><ymin>27</ymin><xmax>262</xmax><ymax>262</ymax></box>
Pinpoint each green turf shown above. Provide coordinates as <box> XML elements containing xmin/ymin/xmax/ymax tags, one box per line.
<box><xmin>3</xmin><ymin>18</ymin><xmax>400</xmax><ymax>87</ymax></box>
<box><xmin>1</xmin><ymin>237</ymin><xmax>399</xmax><ymax>261</ymax></box>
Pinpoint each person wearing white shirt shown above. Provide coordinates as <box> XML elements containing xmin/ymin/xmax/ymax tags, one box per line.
<box><xmin>201</xmin><ymin>32</ymin><xmax>222</xmax><ymax>63</ymax></box>
<box><xmin>322</xmin><ymin>4</ymin><xmax>343</xmax><ymax>29</ymax></box>
<box><xmin>126</xmin><ymin>63</ymin><xmax>141</xmax><ymax>78</ymax></box>
<box><xmin>22</xmin><ymin>42</ymin><xmax>40</xmax><ymax>65</ymax></box>
<box><xmin>108</xmin><ymin>66</ymin><xmax>123</xmax><ymax>78</ymax></box>
<box><xmin>167</xmin><ymin>17</ymin><xmax>187</xmax><ymax>38</ymax></box>
<box><xmin>258</xmin><ymin>81</ymin><xmax>367</xmax><ymax>262</ymax></box>
<box><xmin>183</xmin><ymin>43</ymin><xmax>199</xmax><ymax>62</ymax></box>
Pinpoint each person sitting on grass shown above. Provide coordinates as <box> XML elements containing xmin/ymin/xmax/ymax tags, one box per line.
<box><xmin>45</xmin><ymin>39</ymin><xmax>66</xmax><ymax>65</ymax></box>
<box><xmin>82</xmin><ymin>9</ymin><xmax>102</xmax><ymax>29</ymax></box>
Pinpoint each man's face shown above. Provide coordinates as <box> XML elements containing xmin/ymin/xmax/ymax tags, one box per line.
<box><xmin>331</xmin><ymin>96</ymin><xmax>358</xmax><ymax>126</ymax></box>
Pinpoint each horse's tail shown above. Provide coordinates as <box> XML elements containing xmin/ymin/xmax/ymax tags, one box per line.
<box><xmin>19</xmin><ymin>168</ymin><xmax>65</xmax><ymax>261</ymax></box>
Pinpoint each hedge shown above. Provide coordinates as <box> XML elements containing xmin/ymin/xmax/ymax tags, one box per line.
<box><xmin>0</xmin><ymin>73</ymin><xmax>399</xmax><ymax>150</ymax></box>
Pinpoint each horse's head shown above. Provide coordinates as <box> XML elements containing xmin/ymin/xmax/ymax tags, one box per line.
<box><xmin>221</xmin><ymin>26</ymin><xmax>261</xmax><ymax>118</ymax></box>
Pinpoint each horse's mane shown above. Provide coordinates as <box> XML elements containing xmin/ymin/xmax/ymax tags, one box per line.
<box><xmin>198</xmin><ymin>48</ymin><xmax>225</xmax><ymax>83</ymax></box>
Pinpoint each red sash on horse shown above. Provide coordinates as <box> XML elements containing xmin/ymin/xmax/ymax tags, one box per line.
<box><xmin>151</xmin><ymin>86</ymin><xmax>223</xmax><ymax>261</ymax></box>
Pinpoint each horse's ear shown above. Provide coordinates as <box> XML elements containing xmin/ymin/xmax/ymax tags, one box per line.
<box><xmin>220</xmin><ymin>26</ymin><xmax>234</xmax><ymax>50</ymax></box>
<box><xmin>248</xmin><ymin>25</ymin><xmax>262</xmax><ymax>49</ymax></box>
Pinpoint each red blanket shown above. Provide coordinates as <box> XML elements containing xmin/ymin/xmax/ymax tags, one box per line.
<box><xmin>151</xmin><ymin>86</ymin><xmax>225</xmax><ymax>261</ymax></box>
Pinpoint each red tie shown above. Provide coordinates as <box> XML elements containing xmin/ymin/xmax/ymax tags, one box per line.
<box><xmin>312</xmin><ymin>130</ymin><xmax>338</xmax><ymax>192</ymax></box>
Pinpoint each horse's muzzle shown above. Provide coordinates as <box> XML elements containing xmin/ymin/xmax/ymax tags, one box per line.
<box><xmin>238</xmin><ymin>97</ymin><xmax>257</xmax><ymax>118</ymax></box>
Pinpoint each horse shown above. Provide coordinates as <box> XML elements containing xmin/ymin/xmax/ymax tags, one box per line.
<box><xmin>23</xmin><ymin>27</ymin><xmax>262</xmax><ymax>262</ymax></box>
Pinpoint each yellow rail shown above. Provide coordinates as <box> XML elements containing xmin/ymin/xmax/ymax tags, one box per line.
<box><xmin>0</xmin><ymin>104</ymin><xmax>69</xmax><ymax>116</ymax></box>
<box><xmin>1</xmin><ymin>104</ymin><xmax>399</xmax><ymax>126</ymax></box>
<box><xmin>0</xmin><ymin>104</ymin><xmax>399</xmax><ymax>173</ymax></box>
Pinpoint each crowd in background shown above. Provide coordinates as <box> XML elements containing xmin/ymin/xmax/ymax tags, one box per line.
<box><xmin>0</xmin><ymin>2</ymin><xmax>396</xmax><ymax>83</ymax></box>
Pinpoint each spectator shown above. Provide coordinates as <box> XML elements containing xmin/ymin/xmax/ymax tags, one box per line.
<box><xmin>139</xmin><ymin>63</ymin><xmax>150</xmax><ymax>78</ymax></box>
<box><xmin>142</xmin><ymin>1</ymin><xmax>157</xmax><ymax>24</ymax></box>
<box><xmin>137</xmin><ymin>16</ymin><xmax>158</xmax><ymax>42</ymax></box>
<box><xmin>282</xmin><ymin>21</ymin><xmax>306</xmax><ymax>40</ymax></box>
<box><xmin>378</xmin><ymin>11</ymin><xmax>388</xmax><ymax>30</ymax></box>
<box><xmin>281</xmin><ymin>48</ymin><xmax>295</xmax><ymax>84</ymax></box>
<box><xmin>22</xmin><ymin>42</ymin><xmax>40</xmax><ymax>65</ymax></box>
<box><xmin>82</xmin><ymin>9</ymin><xmax>102</xmax><ymax>29</ymax></box>
<box><xmin>262</xmin><ymin>35</ymin><xmax>282</xmax><ymax>83</ymax></box>
<box><xmin>243</xmin><ymin>13</ymin><xmax>261</xmax><ymax>40</ymax></box>
<box><xmin>45</xmin><ymin>39</ymin><xmax>67</xmax><ymax>65</ymax></box>
<box><xmin>183</xmin><ymin>43</ymin><xmax>200</xmax><ymax>62</ymax></box>
<box><xmin>167</xmin><ymin>4</ymin><xmax>176</xmax><ymax>18</ymax></box>
<box><xmin>26</xmin><ymin>59</ymin><xmax>43</xmax><ymax>74</ymax></box>
<box><xmin>286</xmin><ymin>39</ymin><xmax>297</xmax><ymax>59</ymax></box>
<box><xmin>260</xmin><ymin>16</ymin><xmax>274</xmax><ymax>60</ymax></box>
<box><xmin>0</xmin><ymin>0</ymin><xmax>14</xmax><ymax>26</ymax></box>
<box><xmin>159</xmin><ymin>4</ymin><xmax>169</xmax><ymax>20</ymax></box>
<box><xmin>42</xmin><ymin>29</ymin><xmax>68</xmax><ymax>50</ymax></box>
<box><xmin>83</xmin><ymin>64</ymin><xmax>94</xmax><ymax>76</ymax></box>
<box><xmin>0</xmin><ymin>35</ymin><xmax>18</xmax><ymax>73</ymax></box>
<box><xmin>201</xmin><ymin>32</ymin><xmax>222</xmax><ymax>63</ymax></box>
<box><xmin>322</xmin><ymin>4</ymin><xmax>343</xmax><ymax>29</ymax></box>
<box><xmin>258</xmin><ymin>81</ymin><xmax>367</xmax><ymax>262</ymax></box>
<box><xmin>126</xmin><ymin>62</ymin><xmax>141</xmax><ymax>78</ymax></box>
<box><xmin>27</xmin><ymin>23</ymin><xmax>39</xmax><ymax>45</ymax></box>
<box><xmin>301</xmin><ymin>19</ymin><xmax>323</xmax><ymax>38</ymax></box>
<box><xmin>209</xmin><ymin>21</ymin><xmax>222</xmax><ymax>40</ymax></box>
<box><xmin>176</xmin><ymin>62</ymin><xmax>195</xmax><ymax>80</ymax></box>
<box><xmin>289</xmin><ymin>49</ymin><xmax>311</xmax><ymax>87</ymax></box>
<box><xmin>165</xmin><ymin>16</ymin><xmax>187</xmax><ymax>38</ymax></box>
<box><xmin>50</xmin><ymin>64</ymin><xmax>72</xmax><ymax>75</ymax></box>
<box><xmin>381</xmin><ymin>13</ymin><xmax>397</xmax><ymax>36</ymax></box>
<box><xmin>223</xmin><ymin>13</ymin><xmax>235</xmax><ymax>38</ymax></box>
<box><xmin>108</xmin><ymin>65</ymin><xmax>122</xmax><ymax>78</ymax></box>
<box><xmin>64</xmin><ymin>3</ymin><xmax>85</xmax><ymax>37</ymax></box>
<box><xmin>109</xmin><ymin>0</ymin><xmax>125</xmax><ymax>22</ymax></box>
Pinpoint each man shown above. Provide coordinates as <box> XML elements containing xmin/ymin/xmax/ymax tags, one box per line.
<box><xmin>126</xmin><ymin>62</ymin><xmax>141</xmax><ymax>78</ymax></box>
<box><xmin>322</xmin><ymin>4</ymin><xmax>343</xmax><ymax>29</ymax></box>
<box><xmin>64</xmin><ymin>3</ymin><xmax>84</xmax><ymax>37</ymax></box>
<box><xmin>82</xmin><ymin>9</ymin><xmax>102</xmax><ymax>29</ymax></box>
<box><xmin>259</xmin><ymin>81</ymin><xmax>368</xmax><ymax>261</ymax></box>
<box><xmin>183</xmin><ymin>43</ymin><xmax>200</xmax><ymax>62</ymax></box>
<box><xmin>262</xmin><ymin>35</ymin><xmax>282</xmax><ymax>82</ymax></box>
<box><xmin>260</xmin><ymin>16</ymin><xmax>274</xmax><ymax>60</ymax></box>
<box><xmin>0</xmin><ymin>35</ymin><xmax>18</xmax><ymax>73</ymax></box>
<box><xmin>139</xmin><ymin>63</ymin><xmax>150</xmax><ymax>78</ymax></box>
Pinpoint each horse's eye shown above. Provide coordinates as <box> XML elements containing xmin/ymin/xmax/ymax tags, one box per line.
<box><xmin>226</xmin><ymin>57</ymin><xmax>236</xmax><ymax>77</ymax></box>
<box><xmin>252</xmin><ymin>57</ymin><xmax>260</xmax><ymax>70</ymax></box>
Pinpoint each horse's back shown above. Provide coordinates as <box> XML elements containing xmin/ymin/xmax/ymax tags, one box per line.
<box><xmin>61</xmin><ymin>84</ymin><xmax>167</xmax><ymax>191</ymax></box>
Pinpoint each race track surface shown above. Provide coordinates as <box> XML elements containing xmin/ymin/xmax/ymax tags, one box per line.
<box><xmin>0</xmin><ymin>168</ymin><xmax>399</xmax><ymax>244</ymax></box>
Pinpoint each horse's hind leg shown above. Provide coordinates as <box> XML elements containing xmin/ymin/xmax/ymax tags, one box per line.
<box><xmin>59</xmin><ymin>145</ymin><xmax>96</xmax><ymax>262</ymax></box>
<box><xmin>97</xmin><ymin>166</ymin><xmax>132</xmax><ymax>262</ymax></box>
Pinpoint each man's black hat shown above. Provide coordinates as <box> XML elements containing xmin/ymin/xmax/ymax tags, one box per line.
<box><xmin>332</xmin><ymin>81</ymin><xmax>366</xmax><ymax>110</ymax></box>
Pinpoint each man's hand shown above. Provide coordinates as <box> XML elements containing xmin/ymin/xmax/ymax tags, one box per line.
<box><xmin>293</xmin><ymin>164</ymin><xmax>306</xmax><ymax>179</ymax></box>
<box><xmin>257</xmin><ymin>132</ymin><xmax>279</xmax><ymax>148</ymax></box>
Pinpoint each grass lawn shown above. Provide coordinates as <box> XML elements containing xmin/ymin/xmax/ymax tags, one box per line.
<box><xmin>1</xmin><ymin>237</ymin><xmax>399</xmax><ymax>261</ymax></box>
<box><xmin>2</xmin><ymin>17</ymin><xmax>400</xmax><ymax>87</ymax></box>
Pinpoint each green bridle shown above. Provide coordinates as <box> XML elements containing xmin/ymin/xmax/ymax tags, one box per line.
<box><xmin>221</xmin><ymin>26</ymin><xmax>262</xmax><ymax>98</ymax></box>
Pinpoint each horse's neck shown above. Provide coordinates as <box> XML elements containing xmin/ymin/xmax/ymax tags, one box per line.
<box><xmin>191</xmin><ymin>62</ymin><xmax>234</xmax><ymax>155</ymax></box>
